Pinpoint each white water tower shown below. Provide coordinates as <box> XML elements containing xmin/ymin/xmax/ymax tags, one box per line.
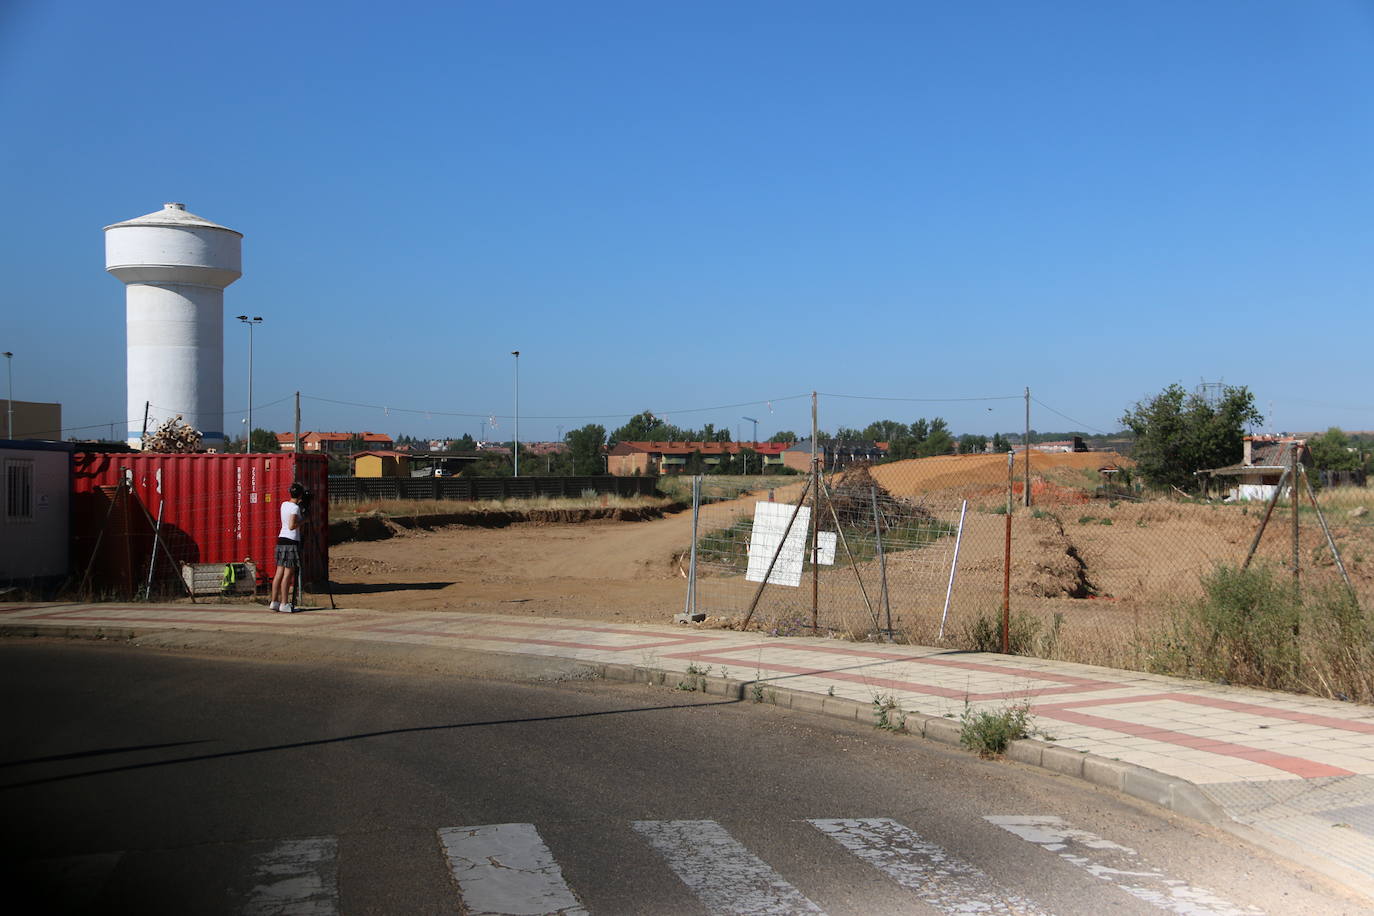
<box><xmin>105</xmin><ymin>202</ymin><xmax>242</xmax><ymax>449</ymax></box>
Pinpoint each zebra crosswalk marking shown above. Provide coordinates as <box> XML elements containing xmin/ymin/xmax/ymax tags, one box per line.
<box><xmin>986</xmin><ymin>815</ymin><xmax>1263</xmax><ymax>916</ymax></box>
<box><xmin>632</xmin><ymin>819</ymin><xmax>826</xmax><ymax>916</ymax></box>
<box><xmin>437</xmin><ymin>823</ymin><xmax>587</xmax><ymax>916</ymax></box>
<box><xmin>810</xmin><ymin>818</ymin><xmax>1047</xmax><ymax>915</ymax></box>
<box><xmin>242</xmin><ymin>836</ymin><xmax>338</xmax><ymax>916</ymax></box>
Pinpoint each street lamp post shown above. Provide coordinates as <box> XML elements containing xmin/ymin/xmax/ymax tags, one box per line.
<box><xmin>236</xmin><ymin>316</ymin><xmax>262</xmax><ymax>450</ymax></box>
<box><xmin>742</xmin><ymin>415</ymin><xmax>759</xmax><ymax>474</ymax></box>
<box><xmin>2</xmin><ymin>351</ymin><xmax>12</xmax><ymax>440</ymax></box>
<box><xmin>511</xmin><ymin>350</ymin><xmax>520</xmax><ymax>477</ymax></box>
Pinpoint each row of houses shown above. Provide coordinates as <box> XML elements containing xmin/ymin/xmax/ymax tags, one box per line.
<box><xmin>605</xmin><ymin>439</ymin><xmax>890</xmax><ymax>475</ymax></box>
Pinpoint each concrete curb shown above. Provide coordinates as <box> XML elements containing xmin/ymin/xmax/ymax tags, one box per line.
<box><xmin>586</xmin><ymin>659</ymin><xmax>1235</xmax><ymax>826</ymax></box>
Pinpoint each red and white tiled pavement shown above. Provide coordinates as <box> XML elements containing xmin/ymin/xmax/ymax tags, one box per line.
<box><xmin>8</xmin><ymin>600</ymin><xmax>1374</xmax><ymax>887</ymax></box>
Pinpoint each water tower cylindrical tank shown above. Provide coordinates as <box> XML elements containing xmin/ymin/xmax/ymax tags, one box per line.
<box><xmin>105</xmin><ymin>203</ymin><xmax>242</xmax><ymax>449</ymax></box>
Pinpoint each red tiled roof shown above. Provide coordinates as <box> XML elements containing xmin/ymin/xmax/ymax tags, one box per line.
<box><xmin>612</xmin><ymin>441</ymin><xmax>791</xmax><ymax>456</ymax></box>
<box><xmin>276</xmin><ymin>431</ymin><xmax>393</xmax><ymax>443</ymax></box>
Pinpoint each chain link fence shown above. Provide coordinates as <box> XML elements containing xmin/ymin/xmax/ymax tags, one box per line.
<box><xmin>681</xmin><ymin>449</ymin><xmax>1374</xmax><ymax>672</ymax></box>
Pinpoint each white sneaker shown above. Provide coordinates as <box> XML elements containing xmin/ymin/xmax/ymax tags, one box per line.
<box><xmin>269</xmin><ymin>601</ymin><xmax>281</xmax><ymax>611</ymax></box>
<box><xmin>279</xmin><ymin>603</ymin><xmax>294</xmax><ymax>614</ymax></box>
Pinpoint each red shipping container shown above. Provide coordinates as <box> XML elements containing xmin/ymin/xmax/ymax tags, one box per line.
<box><xmin>72</xmin><ymin>452</ymin><xmax>329</xmax><ymax>591</ymax></box>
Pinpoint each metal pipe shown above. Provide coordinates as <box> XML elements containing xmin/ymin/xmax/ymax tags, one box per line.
<box><xmin>1301</xmin><ymin>466</ymin><xmax>1356</xmax><ymax>598</ymax></box>
<box><xmin>871</xmin><ymin>487</ymin><xmax>891</xmax><ymax>637</ymax></box>
<box><xmin>143</xmin><ymin>499</ymin><xmax>165</xmax><ymax>600</ymax></box>
<box><xmin>1004</xmin><ymin>451</ymin><xmax>1013</xmax><ymax>653</ymax></box>
<box><xmin>1242</xmin><ymin>466</ymin><xmax>1291</xmax><ymax>570</ymax></box>
<box><xmin>940</xmin><ymin>499</ymin><xmax>969</xmax><ymax>640</ymax></box>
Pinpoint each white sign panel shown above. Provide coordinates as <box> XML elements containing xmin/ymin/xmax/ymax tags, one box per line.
<box><xmin>745</xmin><ymin>501</ymin><xmax>812</xmax><ymax>587</ymax></box>
<box><xmin>816</xmin><ymin>531</ymin><xmax>837</xmax><ymax>565</ymax></box>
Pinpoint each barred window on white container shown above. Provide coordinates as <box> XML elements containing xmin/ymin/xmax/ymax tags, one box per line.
<box><xmin>5</xmin><ymin>460</ymin><xmax>34</xmax><ymax>522</ymax></box>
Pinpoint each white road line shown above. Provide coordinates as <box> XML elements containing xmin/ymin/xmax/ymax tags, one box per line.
<box><xmin>437</xmin><ymin>823</ymin><xmax>587</xmax><ymax>916</ymax></box>
<box><xmin>985</xmin><ymin>815</ymin><xmax>1263</xmax><ymax>916</ymax></box>
<box><xmin>809</xmin><ymin>817</ymin><xmax>1047</xmax><ymax>915</ymax></box>
<box><xmin>242</xmin><ymin>836</ymin><xmax>338</xmax><ymax>915</ymax></box>
<box><xmin>632</xmin><ymin>819</ymin><xmax>826</xmax><ymax>916</ymax></box>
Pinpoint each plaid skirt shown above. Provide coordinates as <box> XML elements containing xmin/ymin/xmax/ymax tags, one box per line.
<box><xmin>275</xmin><ymin>541</ymin><xmax>301</xmax><ymax>569</ymax></box>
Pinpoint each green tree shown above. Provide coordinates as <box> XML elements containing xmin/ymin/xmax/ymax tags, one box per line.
<box><xmin>769</xmin><ymin>431</ymin><xmax>798</xmax><ymax>444</ymax></box>
<box><xmin>463</xmin><ymin>451</ymin><xmax>514</xmax><ymax>477</ymax></box>
<box><xmin>1308</xmin><ymin>427</ymin><xmax>1360</xmax><ymax>471</ymax></box>
<box><xmin>835</xmin><ymin>426</ymin><xmax>864</xmax><ymax>442</ymax></box>
<box><xmin>451</xmin><ymin>433</ymin><xmax>477</xmax><ymax>451</ymax></box>
<box><xmin>1120</xmin><ymin>383</ymin><xmax>1262</xmax><ymax>491</ymax></box>
<box><xmin>862</xmin><ymin>419</ymin><xmax>908</xmax><ymax>442</ymax></box>
<box><xmin>991</xmin><ymin>432</ymin><xmax>1013</xmax><ymax>453</ymax></box>
<box><xmin>565</xmin><ymin>424</ymin><xmax>607</xmax><ymax>475</ymax></box>
<box><xmin>917</xmin><ymin>418</ymin><xmax>953</xmax><ymax>457</ymax></box>
<box><xmin>737</xmin><ymin>446</ymin><xmax>758</xmax><ymax>474</ymax></box>
<box><xmin>684</xmin><ymin>450</ymin><xmax>706</xmax><ymax>475</ymax></box>
<box><xmin>610</xmin><ymin>411</ymin><xmax>687</xmax><ymax>445</ymax></box>
<box><xmin>958</xmin><ymin>433</ymin><xmax>988</xmax><ymax>454</ymax></box>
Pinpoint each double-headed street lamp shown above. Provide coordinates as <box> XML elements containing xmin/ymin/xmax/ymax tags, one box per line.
<box><xmin>511</xmin><ymin>350</ymin><xmax>520</xmax><ymax>477</ymax></box>
<box><xmin>3</xmin><ymin>351</ymin><xmax>12</xmax><ymax>440</ymax></box>
<box><xmin>236</xmin><ymin>316</ymin><xmax>263</xmax><ymax>450</ymax></box>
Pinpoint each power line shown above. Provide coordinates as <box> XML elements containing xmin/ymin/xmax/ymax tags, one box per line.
<box><xmin>1029</xmin><ymin>397</ymin><xmax>1111</xmax><ymax>435</ymax></box>
<box><xmin>820</xmin><ymin>392</ymin><xmax>1021</xmax><ymax>403</ymax></box>
<box><xmin>299</xmin><ymin>392</ymin><xmax>812</xmax><ymax>422</ymax></box>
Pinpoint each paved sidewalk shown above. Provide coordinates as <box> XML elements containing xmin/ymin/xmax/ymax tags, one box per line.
<box><xmin>6</xmin><ymin>599</ymin><xmax>1374</xmax><ymax>900</ymax></box>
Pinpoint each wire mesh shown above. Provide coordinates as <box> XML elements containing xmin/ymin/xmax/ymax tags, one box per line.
<box><xmin>684</xmin><ymin>446</ymin><xmax>1374</xmax><ymax>672</ymax></box>
<box><xmin>685</xmin><ymin>472</ymin><xmax>966</xmax><ymax>638</ymax></box>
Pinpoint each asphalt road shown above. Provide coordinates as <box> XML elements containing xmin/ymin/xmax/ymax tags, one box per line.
<box><xmin>2</xmin><ymin>638</ymin><xmax>1368</xmax><ymax>915</ymax></box>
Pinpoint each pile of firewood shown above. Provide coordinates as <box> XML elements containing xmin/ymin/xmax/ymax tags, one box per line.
<box><xmin>143</xmin><ymin>415</ymin><xmax>203</xmax><ymax>453</ymax></box>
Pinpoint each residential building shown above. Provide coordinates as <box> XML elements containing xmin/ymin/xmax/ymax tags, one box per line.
<box><xmin>781</xmin><ymin>439</ymin><xmax>887</xmax><ymax>473</ymax></box>
<box><xmin>606</xmin><ymin>441</ymin><xmax>790</xmax><ymax>476</ymax></box>
<box><xmin>352</xmin><ymin>450</ymin><xmax>408</xmax><ymax>478</ymax></box>
<box><xmin>1</xmin><ymin>400</ymin><xmax>62</xmax><ymax>441</ymax></box>
<box><xmin>275</xmin><ymin>431</ymin><xmax>394</xmax><ymax>453</ymax></box>
<box><xmin>1199</xmin><ymin>435</ymin><xmax>1311</xmax><ymax>501</ymax></box>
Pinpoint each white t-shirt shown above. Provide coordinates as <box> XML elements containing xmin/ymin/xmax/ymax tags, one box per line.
<box><xmin>279</xmin><ymin>500</ymin><xmax>302</xmax><ymax>541</ymax></box>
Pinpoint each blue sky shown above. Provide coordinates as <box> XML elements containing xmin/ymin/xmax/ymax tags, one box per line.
<box><xmin>2</xmin><ymin>1</ymin><xmax>1372</xmax><ymax>443</ymax></box>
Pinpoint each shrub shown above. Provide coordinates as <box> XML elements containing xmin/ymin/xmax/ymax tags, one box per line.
<box><xmin>960</xmin><ymin>701</ymin><xmax>1033</xmax><ymax>758</ymax></box>
<box><xmin>962</xmin><ymin>610</ymin><xmax>1063</xmax><ymax>657</ymax></box>
<box><xmin>1145</xmin><ymin>564</ymin><xmax>1374</xmax><ymax>701</ymax></box>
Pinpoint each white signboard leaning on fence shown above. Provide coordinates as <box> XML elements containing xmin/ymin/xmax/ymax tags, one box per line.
<box><xmin>745</xmin><ymin>501</ymin><xmax>814</xmax><ymax>587</ymax></box>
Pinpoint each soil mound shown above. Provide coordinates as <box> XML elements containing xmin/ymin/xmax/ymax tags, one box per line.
<box><xmin>868</xmin><ymin>451</ymin><xmax>1133</xmax><ymax>498</ymax></box>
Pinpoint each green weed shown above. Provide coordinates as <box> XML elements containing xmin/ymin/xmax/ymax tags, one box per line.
<box><xmin>959</xmin><ymin>701</ymin><xmax>1034</xmax><ymax>758</ymax></box>
<box><xmin>872</xmin><ymin>693</ymin><xmax>906</xmax><ymax>732</ymax></box>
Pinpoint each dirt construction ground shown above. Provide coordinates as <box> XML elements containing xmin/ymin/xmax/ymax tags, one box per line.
<box><xmin>328</xmin><ymin>508</ymin><xmax>698</xmax><ymax>624</ymax></box>
<box><xmin>326</xmin><ymin>454</ymin><xmax>1374</xmax><ymax>640</ymax></box>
